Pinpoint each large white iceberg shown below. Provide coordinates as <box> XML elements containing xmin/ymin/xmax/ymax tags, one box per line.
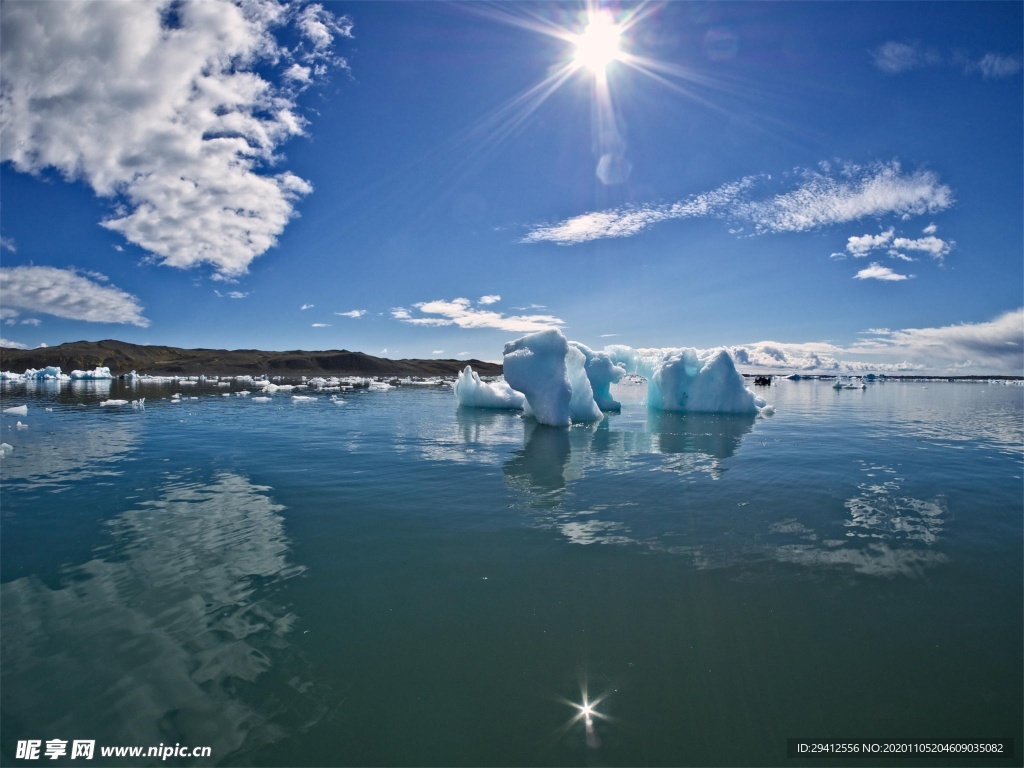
<box><xmin>454</xmin><ymin>366</ymin><xmax>526</xmax><ymax>410</ymax></box>
<box><xmin>502</xmin><ymin>329</ymin><xmax>601</xmax><ymax>427</ymax></box>
<box><xmin>649</xmin><ymin>348</ymin><xmax>765</xmax><ymax>414</ymax></box>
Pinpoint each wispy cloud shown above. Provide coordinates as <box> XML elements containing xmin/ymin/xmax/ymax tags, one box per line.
<box><xmin>1</xmin><ymin>0</ymin><xmax>352</xmax><ymax>278</ymax></box>
<box><xmin>0</xmin><ymin>338</ymin><xmax>29</xmax><ymax>350</ymax></box>
<box><xmin>0</xmin><ymin>237</ymin><xmax>15</xmax><ymax>253</ymax></box>
<box><xmin>855</xmin><ymin>263</ymin><xmax>912</xmax><ymax>281</ymax></box>
<box><xmin>0</xmin><ymin>266</ymin><xmax>149</xmax><ymax>326</ymax></box>
<box><xmin>871</xmin><ymin>41</ymin><xmax>941</xmax><ymax>73</ymax></box>
<box><xmin>216</xmin><ymin>290</ymin><xmax>250</xmax><ymax>299</ymax></box>
<box><xmin>393</xmin><ymin>297</ymin><xmax>564</xmax><ymax>333</ymax></box>
<box><xmin>335</xmin><ymin>309</ymin><xmax>366</xmax><ymax>318</ymax></box>
<box><xmin>872</xmin><ymin>40</ymin><xmax>1022</xmax><ymax>80</ymax></box>
<box><xmin>522</xmin><ymin>161</ymin><xmax>952</xmax><ymax>245</ymax></box>
<box><xmin>301</xmin><ymin>304</ymin><xmax>315</xmax><ymax>311</ymax></box>
<box><xmin>966</xmin><ymin>53</ymin><xmax>1023</xmax><ymax>79</ymax></box>
<box><xmin>311</xmin><ymin>322</ymin><xmax>331</xmax><ymax>328</ymax></box>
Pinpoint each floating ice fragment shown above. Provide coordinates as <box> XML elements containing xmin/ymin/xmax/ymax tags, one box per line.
<box><xmin>15</xmin><ymin>420</ymin><xmax>27</xmax><ymax>429</ymax></box>
<box><xmin>570</xmin><ymin>342</ymin><xmax>625</xmax><ymax>411</ymax></box>
<box><xmin>131</xmin><ymin>398</ymin><xmax>145</xmax><ymax>409</ymax></box>
<box><xmin>70</xmin><ymin>367</ymin><xmax>113</xmax><ymax>380</ymax></box>
<box><xmin>3</xmin><ymin>405</ymin><xmax>28</xmax><ymax>416</ymax></box>
<box><xmin>0</xmin><ymin>442</ymin><xmax>12</xmax><ymax>456</ymax></box>
<box><xmin>99</xmin><ymin>399</ymin><xmax>130</xmax><ymax>406</ymax></box>
<box><xmin>251</xmin><ymin>397</ymin><xmax>272</xmax><ymax>403</ymax></box>
<box><xmin>292</xmin><ymin>395</ymin><xmax>317</xmax><ymax>401</ymax></box>
<box><xmin>454</xmin><ymin>366</ymin><xmax>525</xmax><ymax>410</ymax></box>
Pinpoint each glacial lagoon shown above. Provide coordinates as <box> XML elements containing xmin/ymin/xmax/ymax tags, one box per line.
<box><xmin>1</xmin><ymin>376</ymin><xmax>1021</xmax><ymax>766</ymax></box>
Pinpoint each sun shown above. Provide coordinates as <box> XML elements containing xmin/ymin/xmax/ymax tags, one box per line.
<box><xmin>572</xmin><ymin>11</ymin><xmax>623</xmax><ymax>74</ymax></box>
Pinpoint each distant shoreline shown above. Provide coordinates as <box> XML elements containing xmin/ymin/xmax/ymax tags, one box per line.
<box><xmin>0</xmin><ymin>339</ymin><xmax>503</xmax><ymax>378</ymax></box>
<box><xmin>2</xmin><ymin>340</ymin><xmax>1020</xmax><ymax>382</ymax></box>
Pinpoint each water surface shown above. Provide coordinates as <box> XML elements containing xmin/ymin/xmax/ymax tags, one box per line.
<box><xmin>2</xmin><ymin>378</ymin><xmax>1021</xmax><ymax>766</ymax></box>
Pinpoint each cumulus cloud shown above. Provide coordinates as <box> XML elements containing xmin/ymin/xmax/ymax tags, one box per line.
<box><xmin>478</xmin><ymin>295</ymin><xmax>501</xmax><ymax>305</ymax></box>
<box><xmin>855</xmin><ymin>263</ymin><xmax>912</xmax><ymax>281</ymax></box>
<box><xmin>522</xmin><ymin>161</ymin><xmax>952</xmax><ymax>245</ymax></box>
<box><xmin>335</xmin><ymin>309</ymin><xmax>366</xmax><ymax>318</ymax></box>
<box><xmin>1</xmin><ymin>0</ymin><xmax>351</xmax><ymax>279</ymax></box>
<box><xmin>0</xmin><ymin>266</ymin><xmax>149</xmax><ymax>326</ymax></box>
<box><xmin>846</xmin><ymin>228</ymin><xmax>894</xmax><ymax>257</ymax></box>
<box><xmin>394</xmin><ymin>297</ymin><xmax>564</xmax><ymax>333</ymax></box>
<box><xmin>891</xmin><ymin>235</ymin><xmax>953</xmax><ymax>262</ymax></box>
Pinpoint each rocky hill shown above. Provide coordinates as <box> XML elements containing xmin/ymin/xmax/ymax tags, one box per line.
<box><xmin>0</xmin><ymin>339</ymin><xmax>502</xmax><ymax>378</ymax></box>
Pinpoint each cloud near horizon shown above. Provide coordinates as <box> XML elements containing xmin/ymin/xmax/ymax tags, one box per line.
<box><xmin>0</xmin><ymin>266</ymin><xmax>149</xmax><ymax>327</ymax></box>
<box><xmin>335</xmin><ymin>309</ymin><xmax>366</xmax><ymax>318</ymax></box>
<box><xmin>0</xmin><ymin>0</ymin><xmax>352</xmax><ymax>279</ymax></box>
<box><xmin>626</xmin><ymin>310</ymin><xmax>1023</xmax><ymax>374</ymax></box>
<box><xmin>392</xmin><ymin>297</ymin><xmax>564</xmax><ymax>333</ymax></box>
<box><xmin>522</xmin><ymin>161</ymin><xmax>952</xmax><ymax>246</ymax></box>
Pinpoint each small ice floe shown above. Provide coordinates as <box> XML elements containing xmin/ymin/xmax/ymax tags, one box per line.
<box><xmin>16</xmin><ymin>421</ymin><xmax>28</xmax><ymax>429</ymax></box>
<box><xmin>251</xmin><ymin>396</ymin><xmax>272</xmax><ymax>403</ymax></box>
<box><xmin>2</xmin><ymin>405</ymin><xmax>27</xmax><ymax>416</ymax></box>
<box><xmin>0</xmin><ymin>442</ymin><xmax>13</xmax><ymax>457</ymax></box>
<box><xmin>222</xmin><ymin>393</ymin><xmax>232</xmax><ymax>397</ymax></box>
<box><xmin>330</xmin><ymin>395</ymin><xmax>346</xmax><ymax>404</ymax></box>
<box><xmin>131</xmin><ymin>398</ymin><xmax>145</xmax><ymax>410</ymax></box>
<box><xmin>100</xmin><ymin>399</ymin><xmax>130</xmax><ymax>406</ymax></box>
<box><xmin>292</xmin><ymin>395</ymin><xmax>317</xmax><ymax>402</ymax></box>
<box><xmin>235</xmin><ymin>391</ymin><xmax>250</xmax><ymax>397</ymax></box>
<box><xmin>45</xmin><ymin>407</ymin><xmax>53</xmax><ymax>412</ymax></box>
<box><xmin>69</xmin><ymin>367</ymin><xmax>113</xmax><ymax>380</ymax></box>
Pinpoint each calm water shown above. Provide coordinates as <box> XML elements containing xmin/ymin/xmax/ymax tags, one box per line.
<box><xmin>1</xmin><ymin>378</ymin><xmax>1021</xmax><ymax>766</ymax></box>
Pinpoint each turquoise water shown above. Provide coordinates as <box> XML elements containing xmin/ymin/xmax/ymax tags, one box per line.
<box><xmin>1</xmin><ymin>378</ymin><xmax>1021</xmax><ymax>766</ymax></box>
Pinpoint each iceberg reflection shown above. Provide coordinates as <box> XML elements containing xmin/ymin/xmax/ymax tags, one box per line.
<box><xmin>0</xmin><ymin>473</ymin><xmax>318</xmax><ymax>761</ymax></box>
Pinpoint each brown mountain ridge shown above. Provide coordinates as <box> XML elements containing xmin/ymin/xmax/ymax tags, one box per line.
<box><xmin>0</xmin><ymin>339</ymin><xmax>503</xmax><ymax>378</ymax></box>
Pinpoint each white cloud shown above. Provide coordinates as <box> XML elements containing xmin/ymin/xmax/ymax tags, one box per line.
<box><xmin>301</xmin><ymin>304</ymin><xmax>315</xmax><ymax>310</ymax></box>
<box><xmin>0</xmin><ymin>338</ymin><xmax>29</xmax><ymax>349</ymax></box>
<box><xmin>850</xmin><ymin>309</ymin><xmax>1024</xmax><ymax>371</ymax></box>
<box><xmin>892</xmin><ymin>235</ymin><xmax>953</xmax><ymax>261</ymax></box>
<box><xmin>432</xmin><ymin>350</ymin><xmax>445</xmax><ymax>355</ymax></box>
<box><xmin>0</xmin><ymin>266</ymin><xmax>149</xmax><ymax>326</ymax></box>
<box><xmin>872</xmin><ymin>41</ymin><xmax>941</xmax><ymax>73</ymax></box>
<box><xmin>854</xmin><ymin>263</ymin><xmax>912</xmax><ymax>281</ymax></box>
<box><xmin>846</xmin><ymin>228</ymin><xmax>894</xmax><ymax>257</ymax></box>
<box><xmin>966</xmin><ymin>53</ymin><xmax>1023</xmax><ymax>79</ymax></box>
<box><xmin>311</xmin><ymin>322</ymin><xmax>331</xmax><ymax>328</ymax></box>
<box><xmin>522</xmin><ymin>161</ymin><xmax>952</xmax><ymax>245</ymax></box>
<box><xmin>1</xmin><ymin>0</ymin><xmax>351</xmax><ymax>278</ymax></box>
<box><xmin>334</xmin><ymin>309</ymin><xmax>366</xmax><ymax>318</ymax></box>
<box><xmin>0</xmin><ymin>237</ymin><xmax>15</xmax><ymax>253</ymax></box>
<box><xmin>19</xmin><ymin>318</ymin><xmax>41</xmax><ymax>326</ymax></box>
<box><xmin>478</xmin><ymin>295</ymin><xmax>501</xmax><ymax>305</ymax></box>
<box><xmin>922</xmin><ymin>223</ymin><xmax>937</xmax><ymax>235</ymax></box>
<box><xmin>216</xmin><ymin>290</ymin><xmax>249</xmax><ymax>299</ymax></box>
<box><xmin>396</xmin><ymin>297</ymin><xmax>564</xmax><ymax>333</ymax></box>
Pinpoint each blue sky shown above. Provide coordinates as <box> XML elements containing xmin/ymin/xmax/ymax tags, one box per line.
<box><xmin>1</xmin><ymin>0</ymin><xmax>1021</xmax><ymax>373</ymax></box>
